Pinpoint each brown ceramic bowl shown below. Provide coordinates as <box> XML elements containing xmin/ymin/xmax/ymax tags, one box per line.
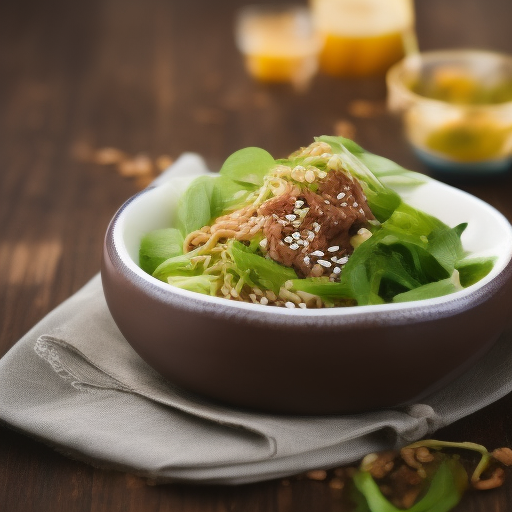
<box><xmin>101</xmin><ymin>161</ymin><xmax>512</xmax><ymax>415</ymax></box>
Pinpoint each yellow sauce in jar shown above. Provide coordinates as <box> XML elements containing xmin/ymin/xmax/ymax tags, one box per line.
<box><xmin>311</xmin><ymin>0</ymin><xmax>414</xmax><ymax>77</ymax></box>
<box><xmin>236</xmin><ymin>7</ymin><xmax>321</xmax><ymax>86</ymax></box>
<box><xmin>413</xmin><ymin>70</ymin><xmax>512</xmax><ymax>162</ymax></box>
<box><xmin>426</xmin><ymin>117</ymin><xmax>509</xmax><ymax>162</ymax></box>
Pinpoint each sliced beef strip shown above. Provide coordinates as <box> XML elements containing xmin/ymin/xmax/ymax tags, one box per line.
<box><xmin>257</xmin><ymin>169</ymin><xmax>374</xmax><ymax>278</ymax></box>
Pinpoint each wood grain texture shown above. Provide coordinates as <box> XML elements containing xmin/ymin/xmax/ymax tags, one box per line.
<box><xmin>1</xmin><ymin>0</ymin><xmax>512</xmax><ymax>510</ymax></box>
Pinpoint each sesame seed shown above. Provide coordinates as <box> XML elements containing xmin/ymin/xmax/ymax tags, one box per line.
<box><xmin>344</xmin><ymin>186</ymin><xmax>350</xmax><ymax>191</ymax></box>
<box><xmin>327</xmin><ymin>245</ymin><xmax>340</xmax><ymax>252</ymax></box>
<box><xmin>249</xmin><ymin>293</ymin><xmax>257</xmax><ymax>302</ymax></box>
<box><xmin>298</xmin><ymin>302</ymin><xmax>307</xmax><ymax>309</ymax></box>
<box><xmin>305</xmin><ymin>170</ymin><xmax>316</xmax><ymax>183</ymax></box>
<box><xmin>337</xmin><ymin>192</ymin><xmax>346</xmax><ymax>200</ymax></box>
<box><xmin>310</xmin><ymin>250</ymin><xmax>324</xmax><ymax>257</ymax></box>
<box><xmin>324</xmin><ymin>200</ymin><xmax>330</xmax><ymax>204</ymax></box>
<box><xmin>285</xmin><ymin>214</ymin><xmax>296</xmax><ymax>222</ymax></box>
<box><xmin>331</xmin><ymin>256</ymin><xmax>338</xmax><ymax>263</ymax></box>
<box><xmin>289</xmin><ymin>243</ymin><xmax>299</xmax><ymax>250</ymax></box>
<box><xmin>353</xmin><ymin>202</ymin><xmax>359</xmax><ymax>207</ymax></box>
<box><xmin>259</xmin><ymin>238</ymin><xmax>268</xmax><ymax>248</ymax></box>
<box><xmin>338</xmin><ymin>256</ymin><xmax>349</xmax><ymax>265</ymax></box>
<box><xmin>314</xmin><ymin>224</ymin><xmax>321</xmax><ymax>233</ymax></box>
<box><xmin>317</xmin><ymin>259</ymin><xmax>332</xmax><ymax>268</ymax></box>
<box><xmin>285</xmin><ymin>301</ymin><xmax>296</xmax><ymax>309</ymax></box>
<box><xmin>295</xmin><ymin>200</ymin><xmax>304</xmax><ymax>208</ymax></box>
<box><xmin>296</xmin><ymin>239</ymin><xmax>304</xmax><ymax>245</ymax></box>
<box><xmin>260</xmin><ymin>296</ymin><xmax>269</xmax><ymax>305</ymax></box>
<box><xmin>284</xmin><ymin>236</ymin><xmax>293</xmax><ymax>243</ymax></box>
<box><xmin>359</xmin><ymin>208</ymin><xmax>365</xmax><ymax>215</ymax></box>
<box><xmin>303</xmin><ymin>256</ymin><xmax>311</xmax><ymax>265</ymax></box>
<box><xmin>333</xmin><ymin>267</ymin><xmax>341</xmax><ymax>274</ymax></box>
<box><xmin>303</xmin><ymin>240</ymin><xmax>309</xmax><ymax>247</ymax></box>
<box><xmin>292</xmin><ymin>220</ymin><xmax>302</xmax><ymax>228</ymax></box>
<box><xmin>292</xmin><ymin>231</ymin><xmax>301</xmax><ymax>240</ymax></box>
<box><xmin>340</xmin><ymin>202</ymin><xmax>348</xmax><ymax>207</ymax></box>
<box><xmin>318</xmin><ymin>171</ymin><xmax>327</xmax><ymax>178</ymax></box>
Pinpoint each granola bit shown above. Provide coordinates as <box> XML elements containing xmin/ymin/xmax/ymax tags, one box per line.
<box><xmin>328</xmin><ymin>477</ymin><xmax>344</xmax><ymax>490</ymax></box>
<box><xmin>306</xmin><ymin>469</ymin><xmax>327</xmax><ymax>481</ymax></box>
<box><xmin>361</xmin><ymin>451</ymin><xmax>397</xmax><ymax>479</ymax></box>
<box><xmin>400</xmin><ymin>447</ymin><xmax>424</xmax><ymax>471</ymax></box>
<box><xmin>472</xmin><ymin>467</ymin><xmax>506</xmax><ymax>490</ymax></box>
<box><xmin>415</xmin><ymin>447</ymin><xmax>435</xmax><ymax>463</ymax></box>
<box><xmin>93</xmin><ymin>147</ymin><xmax>126</xmax><ymax>165</ymax></box>
<box><xmin>348</xmin><ymin>99</ymin><xmax>386</xmax><ymax>118</ymax></box>
<box><xmin>492</xmin><ymin>447</ymin><xmax>512</xmax><ymax>466</ymax></box>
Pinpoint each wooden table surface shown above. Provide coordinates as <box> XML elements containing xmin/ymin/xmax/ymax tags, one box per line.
<box><xmin>2</xmin><ymin>0</ymin><xmax>512</xmax><ymax>510</ymax></box>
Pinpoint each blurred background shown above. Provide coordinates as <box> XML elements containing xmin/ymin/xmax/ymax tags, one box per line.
<box><xmin>2</xmin><ymin>0</ymin><xmax>511</xmax><ymax>172</ymax></box>
<box><xmin>2</xmin><ymin>2</ymin><xmax>512</xmax><ymax>511</ymax></box>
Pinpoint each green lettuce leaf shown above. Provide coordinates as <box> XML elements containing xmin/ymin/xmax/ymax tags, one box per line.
<box><xmin>175</xmin><ymin>175</ymin><xmax>216</xmax><ymax>236</ymax></box>
<box><xmin>167</xmin><ymin>275</ymin><xmax>219</xmax><ymax>295</ymax></box>
<box><xmin>393</xmin><ymin>275</ymin><xmax>461</xmax><ymax>302</ymax></box>
<box><xmin>289</xmin><ymin>278</ymin><xmax>353</xmax><ymax>300</ymax></box>
<box><xmin>230</xmin><ymin>241</ymin><xmax>297</xmax><ymax>294</ymax></box>
<box><xmin>456</xmin><ymin>257</ymin><xmax>496</xmax><ymax>287</ymax></box>
<box><xmin>139</xmin><ymin>228</ymin><xmax>184</xmax><ymax>275</ymax></box>
<box><xmin>352</xmin><ymin>458</ymin><xmax>467</xmax><ymax>512</ymax></box>
<box><xmin>152</xmin><ymin>248</ymin><xmax>203</xmax><ymax>282</ymax></box>
<box><xmin>219</xmin><ymin>147</ymin><xmax>275</xmax><ymax>186</ymax></box>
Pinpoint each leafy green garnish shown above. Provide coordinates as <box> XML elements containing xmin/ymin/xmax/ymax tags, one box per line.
<box><xmin>289</xmin><ymin>278</ymin><xmax>353</xmax><ymax>300</ymax></box>
<box><xmin>219</xmin><ymin>147</ymin><xmax>275</xmax><ymax>186</ymax></box>
<box><xmin>230</xmin><ymin>241</ymin><xmax>297</xmax><ymax>294</ymax></box>
<box><xmin>139</xmin><ymin>228</ymin><xmax>184</xmax><ymax>275</ymax></box>
<box><xmin>456</xmin><ymin>257</ymin><xmax>496</xmax><ymax>287</ymax></box>
<box><xmin>152</xmin><ymin>248</ymin><xmax>203</xmax><ymax>282</ymax></box>
<box><xmin>393</xmin><ymin>276</ymin><xmax>461</xmax><ymax>303</ymax></box>
<box><xmin>167</xmin><ymin>275</ymin><xmax>219</xmax><ymax>295</ymax></box>
<box><xmin>353</xmin><ymin>458</ymin><xmax>467</xmax><ymax>512</ymax></box>
<box><xmin>175</xmin><ymin>175</ymin><xmax>216</xmax><ymax>237</ymax></box>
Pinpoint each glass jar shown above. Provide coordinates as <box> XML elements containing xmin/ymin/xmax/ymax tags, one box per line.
<box><xmin>310</xmin><ymin>0</ymin><xmax>415</xmax><ymax>77</ymax></box>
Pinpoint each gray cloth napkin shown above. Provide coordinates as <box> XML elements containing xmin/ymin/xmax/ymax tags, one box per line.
<box><xmin>1</xmin><ymin>154</ymin><xmax>512</xmax><ymax>485</ymax></box>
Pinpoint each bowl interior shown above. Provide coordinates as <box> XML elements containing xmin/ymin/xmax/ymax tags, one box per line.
<box><xmin>113</xmin><ymin>172</ymin><xmax>512</xmax><ymax>314</ymax></box>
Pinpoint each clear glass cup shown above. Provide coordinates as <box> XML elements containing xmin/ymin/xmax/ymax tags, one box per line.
<box><xmin>310</xmin><ymin>0</ymin><xmax>416</xmax><ymax>77</ymax></box>
<box><xmin>235</xmin><ymin>5</ymin><xmax>322</xmax><ymax>90</ymax></box>
<box><xmin>387</xmin><ymin>50</ymin><xmax>512</xmax><ymax>173</ymax></box>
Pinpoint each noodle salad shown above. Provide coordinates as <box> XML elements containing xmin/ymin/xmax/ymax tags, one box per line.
<box><xmin>139</xmin><ymin>136</ymin><xmax>494</xmax><ymax>308</ymax></box>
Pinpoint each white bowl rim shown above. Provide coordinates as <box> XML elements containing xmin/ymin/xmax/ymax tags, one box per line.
<box><xmin>105</xmin><ymin>172</ymin><xmax>512</xmax><ymax>326</ymax></box>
